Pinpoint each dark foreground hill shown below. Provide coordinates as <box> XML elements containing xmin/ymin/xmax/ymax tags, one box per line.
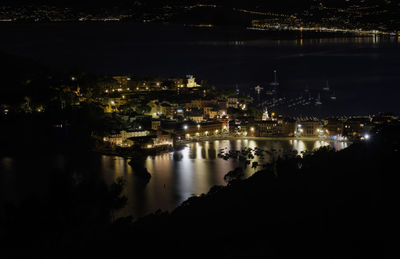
<box><xmin>1</xmin><ymin>124</ymin><xmax>397</xmax><ymax>258</ymax></box>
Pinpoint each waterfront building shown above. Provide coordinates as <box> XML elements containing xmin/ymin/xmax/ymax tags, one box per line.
<box><xmin>253</xmin><ymin>120</ymin><xmax>278</xmax><ymax>137</ymax></box>
<box><xmin>277</xmin><ymin>118</ymin><xmax>296</xmax><ymax>137</ymax></box>
<box><xmin>297</xmin><ymin>120</ymin><xmax>322</xmax><ymax>137</ymax></box>
<box><xmin>103</xmin><ymin>129</ymin><xmax>150</xmax><ymax>147</ymax></box>
<box><xmin>247</xmin><ymin>118</ymin><xmax>295</xmax><ymax>137</ymax></box>
<box><xmin>171</xmin><ymin>121</ymin><xmax>227</xmax><ymax>139</ymax></box>
<box><xmin>324</xmin><ymin>118</ymin><xmax>344</xmax><ymax>138</ymax></box>
<box><xmin>343</xmin><ymin>118</ymin><xmax>369</xmax><ymax>138</ymax></box>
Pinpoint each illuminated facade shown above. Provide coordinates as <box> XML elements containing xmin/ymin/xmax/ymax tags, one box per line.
<box><xmin>186</xmin><ymin>75</ymin><xmax>200</xmax><ymax>88</ymax></box>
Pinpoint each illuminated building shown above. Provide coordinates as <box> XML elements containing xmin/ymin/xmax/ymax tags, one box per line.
<box><xmin>227</xmin><ymin>97</ymin><xmax>239</xmax><ymax>108</ymax></box>
<box><xmin>297</xmin><ymin>120</ymin><xmax>322</xmax><ymax>137</ymax></box>
<box><xmin>186</xmin><ymin>75</ymin><xmax>200</xmax><ymax>88</ymax></box>
<box><xmin>151</xmin><ymin>120</ymin><xmax>161</xmax><ymax>130</ymax></box>
<box><xmin>112</xmin><ymin>76</ymin><xmax>131</xmax><ymax>90</ymax></box>
<box><xmin>324</xmin><ymin>118</ymin><xmax>344</xmax><ymax>138</ymax></box>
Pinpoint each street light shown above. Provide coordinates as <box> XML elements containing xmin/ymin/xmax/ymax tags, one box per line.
<box><xmin>183</xmin><ymin>125</ymin><xmax>188</xmax><ymax>130</ymax></box>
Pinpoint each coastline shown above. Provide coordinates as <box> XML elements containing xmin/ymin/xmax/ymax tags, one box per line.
<box><xmin>176</xmin><ymin>135</ymin><xmax>352</xmax><ymax>145</ymax></box>
<box><xmin>95</xmin><ymin>135</ymin><xmax>352</xmax><ymax>158</ymax></box>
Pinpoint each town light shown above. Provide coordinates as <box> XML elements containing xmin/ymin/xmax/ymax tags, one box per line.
<box><xmin>183</xmin><ymin>125</ymin><xmax>188</xmax><ymax>130</ymax></box>
<box><xmin>364</xmin><ymin>134</ymin><xmax>370</xmax><ymax>140</ymax></box>
<box><xmin>197</xmin><ymin>124</ymin><xmax>200</xmax><ymax>129</ymax></box>
<box><xmin>250</xmin><ymin>127</ymin><xmax>255</xmax><ymax>132</ymax></box>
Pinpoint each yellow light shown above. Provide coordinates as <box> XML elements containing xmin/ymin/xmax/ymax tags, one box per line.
<box><xmin>197</xmin><ymin>124</ymin><xmax>200</xmax><ymax>128</ymax></box>
<box><xmin>122</xmin><ymin>95</ymin><xmax>125</xmax><ymax>99</ymax></box>
<box><xmin>147</xmin><ymin>144</ymin><xmax>153</xmax><ymax>148</ymax></box>
<box><xmin>250</xmin><ymin>127</ymin><xmax>255</xmax><ymax>132</ymax></box>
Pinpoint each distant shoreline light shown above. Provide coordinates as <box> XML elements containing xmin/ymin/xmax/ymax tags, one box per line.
<box><xmin>247</xmin><ymin>25</ymin><xmax>398</xmax><ymax>37</ymax></box>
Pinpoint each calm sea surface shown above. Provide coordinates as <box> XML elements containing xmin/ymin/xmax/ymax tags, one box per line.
<box><xmin>0</xmin><ymin>139</ymin><xmax>348</xmax><ymax>218</ymax></box>
<box><xmin>1</xmin><ymin>23</ymin><xmax>399</xmax><ymax>114</ymax></box>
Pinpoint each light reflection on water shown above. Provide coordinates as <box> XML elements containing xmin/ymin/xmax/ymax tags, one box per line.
<box><xmin>101</xmin><ymin>139</ymin><xmax>348</xmax><ymax>218</ymax></box>
<box><xmin>0</xmin><ymin>139</ymin><xmax>348</xmax><ymax>219</ymax></box>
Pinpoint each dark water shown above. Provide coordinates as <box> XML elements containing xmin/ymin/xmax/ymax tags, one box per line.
<box><xmin>0</xmin><ymin>23</ymin><xmax>399</xmax><ymax>114</ymax></box>
<box><xmin>0</xmin><ymin>139</ymin><xmax>348</xmax><ymax>218</ymax></box>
